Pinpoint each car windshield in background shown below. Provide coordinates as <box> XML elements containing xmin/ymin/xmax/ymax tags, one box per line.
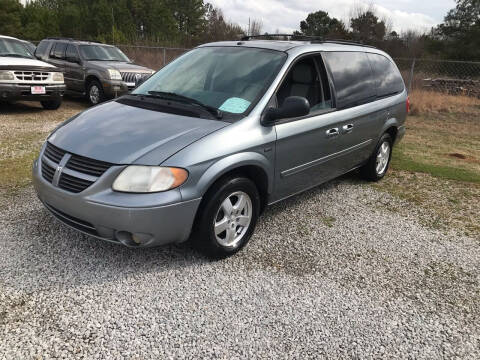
<box><xmin>132</xmin><ymin>47</ymin><xmax>287</xmax><ymax>117</ymax></box>
<box><xmin>0</xmin><ymin>38</ymin><xmax>34</xmax><ymax>58</ymax></box>
<box><xmin>79</xmin><ymin>45</ymin><xmax>130</xmax><ymax>62</ymax></box>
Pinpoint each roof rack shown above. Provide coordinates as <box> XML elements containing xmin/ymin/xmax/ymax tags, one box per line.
<box><xmin>45</xmin><ymin>37</ymin><xmax>104</xmax><ymax>44</ymax></box>
<box><xmin>240</xmin><ymin>34</ymin><xmax>377</xmax><ymax>49</ymax></box>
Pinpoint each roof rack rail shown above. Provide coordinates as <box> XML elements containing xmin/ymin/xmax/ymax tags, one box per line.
<box><xmin>45</xmin><ymin>37</ymin><xmax>103</xmax><ymax>44</ymax></box>
<box><xmin>240</xmin><ymin>34</ymin><xmax>377</xmax><ymax>49</ymax></box>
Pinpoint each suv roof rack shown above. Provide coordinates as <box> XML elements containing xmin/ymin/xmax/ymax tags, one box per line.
<box><xmin>45</xmin><ymin>37</ymin><xmax>104</xmax><ymax>44</ymax></box>
<box><xmin>240</xmin><ymin>34</ymin><xmax>377</xmax><ymax>49</ymax></box>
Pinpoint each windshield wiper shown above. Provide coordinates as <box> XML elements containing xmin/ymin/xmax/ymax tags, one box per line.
<box><xmin>146</xmin><ymin>91</ymin><xmax>223</xmax><ymax>119</ymax></box>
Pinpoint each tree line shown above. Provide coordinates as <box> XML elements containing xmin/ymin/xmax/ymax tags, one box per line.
<box><xmin>0</xmin><ymin>0</ymin><xmax>478</xmax><ymax>60</ymax></box>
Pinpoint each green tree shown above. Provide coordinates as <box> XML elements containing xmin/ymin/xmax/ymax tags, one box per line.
<box><xmin>437</xmin><ymin>0</ymin><xmax>480</xmax><ymax>60</ymax></box>
<box><xmin>299</xmin><ymin>10</ymin><xmax>347</xmax><ymax>38</ymax></box>
<box><xmin>350</xmin><ymin>11</ymin><xmax>386</xmax><ymax>43</ymax></box>
<box><xmin>0</xmin><ymin>0</ymin><xmax>23</xmax><ymax>37</ymax></box>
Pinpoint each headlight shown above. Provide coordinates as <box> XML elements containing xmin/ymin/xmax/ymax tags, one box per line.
<box><xmin>0</xmin><ymin>71</ymin><xmax>14</xmax><ymax>81</ymax></box>
<box><xmin>112</xmin><ymin>166</ymin><xmax>188</xmax><ymax>193</ymax></box>
<box><xmin>52</xmin><ymin>72</ymin><xmax>64</xmax><ymax>82</ymax></box>
<box><xmin>108</xmin><ymin>69</ymin><xmax>122</xmax><ymax>80</ymax></box>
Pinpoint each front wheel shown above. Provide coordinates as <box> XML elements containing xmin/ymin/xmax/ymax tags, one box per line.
<box><xmin>360</xmin><ymin>133</ymin><xmax>393</xmax><ymax>181</ymax></box>
<box><xmin>193</xmin><ymin>176</ymin><xmax>260</xmax><ymax>259</ymax></box>
<box><xmin>87</xmin><ymin>80</ymin><xmax>104</xmax><ymax>105</ymax></box>
<box><xmin>41</xmin><ymin>99</ymin><xmax>62</xmax><ymax>110</ymax></box>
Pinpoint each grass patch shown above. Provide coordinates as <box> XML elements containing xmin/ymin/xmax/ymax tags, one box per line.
<box><xmin>0</xmin><ymin>151</ymin><xmax>37</xmax><ymax>191</ymax></box>
<box><xmin>391</xmin><ymin>146</ymin><xmax>480</xmax><ymax>184</ymax></box>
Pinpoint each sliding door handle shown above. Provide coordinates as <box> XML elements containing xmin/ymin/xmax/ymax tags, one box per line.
<box><xmin>326</xmin><ymin>128</ymin><xmax>339</xmax><ymax>138</ymax></box>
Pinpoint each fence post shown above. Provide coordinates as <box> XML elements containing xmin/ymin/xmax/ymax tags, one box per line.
<box><xmin>163</xmin><ymin>48</ymin><xmax>166</xmax><ymax>67</ymax></box>
<box><xmin>408</xmin><ymin>58</ymin><xmax>416</xmax><ymax>93</ymax></box>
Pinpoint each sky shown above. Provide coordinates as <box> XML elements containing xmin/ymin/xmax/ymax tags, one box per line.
<box><xmin>209</xmin><ymin>0</ymin><xmax>456</xmax><ymax>34</ymax></box>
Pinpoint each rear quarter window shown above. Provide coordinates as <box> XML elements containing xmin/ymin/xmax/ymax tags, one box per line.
<box><xmin>323</xmin><ymin>51</ymin><xmax>376</xmax><ymax>109</ymax></box>
<box><xmin>367</xmin><ymin>53</ymin><xmax>405</xmax><ymax>98</ymax></box>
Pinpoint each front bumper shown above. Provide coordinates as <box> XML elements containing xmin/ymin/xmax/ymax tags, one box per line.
<box><xmin>101</xmin><ymin>79</ymin><xmax>129</xmax><ymax>98</ymax></box>
<box><xmin>0</xmin><ymin>83</ymin><xmax>65</xmax><ymax>102</ymax></box>
<box><xmin>32</xmin><ymin>153</ymin><xmax>201</xmax><ymax>247</ymax></box>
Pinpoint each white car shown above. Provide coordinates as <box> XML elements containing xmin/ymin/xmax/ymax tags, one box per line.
<box><xmin>0</xmin><ymin>35</ymin><xmax>65</xmax><ymax>109</ymax></box>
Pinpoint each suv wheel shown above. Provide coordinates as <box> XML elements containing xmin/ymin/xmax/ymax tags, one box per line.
<box><xmin>360</xmin><ymin>133</ymin><xmax>393</xmax><ymax>181</ymax></box>
<box><xmin>40</xmin><ymin>99</ymin><xmax>62</xmax><ymax>110</ymax></box>
<box><xmin>193</xmin><ymin>176</ymin><xmax>260</xmax><ymax>259</ymax></box>
<box><xmin>87</xmin><ymin>80</ymin><xmax>104</xmax><ymax>105</ymax></box>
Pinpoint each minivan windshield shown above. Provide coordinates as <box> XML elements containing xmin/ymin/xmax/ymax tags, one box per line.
<box><xmin>0</xmin><ymin>38</ymin><xmax>34</xmax><ymax>59</ymax></box>
<box><xmin>79</xmin><ymin>45</ymin><xmax>130</xmax><ymax>62</ymax></box>
<box><xmin>132</xmin><ymin>47</ymin><xmax>287</xmax><ymax>117</ymax></box>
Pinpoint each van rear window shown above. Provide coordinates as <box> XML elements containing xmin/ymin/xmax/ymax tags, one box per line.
<box><xmin>323</xmin><ymin>52</ymin><xmax>376</xmax><ymax>109</ymax></box>
<box><xmin>367</xmin><ymin>53</ymin><xmax>405</xmax><ymax>98</ymax></box>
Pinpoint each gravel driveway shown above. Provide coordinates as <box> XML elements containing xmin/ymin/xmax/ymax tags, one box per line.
<box><xmin>1</xmin><ymin>178</ymin><xmax>479</xmax><ymax>359</ymax></box>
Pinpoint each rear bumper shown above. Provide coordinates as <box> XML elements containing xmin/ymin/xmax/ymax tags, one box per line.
<box><xmin>32</xmin><ymin>152</ymin><xmax>201</xmax><ymax>248</ymax></box>
<box><xmin>0</xmin><ymin>83</ymin><xmax>65</xmax><ymax>102</ymax></box>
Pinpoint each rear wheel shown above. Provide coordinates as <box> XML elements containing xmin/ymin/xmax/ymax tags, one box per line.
<box><xmin>87</xmin><ymin>80</ymin><xmax>104</xmax><ymax>105</ymax></box>
<box><xmin>193</xmin><ymin>176</ymin><xmax>260</xmax><ymax>259</ymax></box>
<box><xmin>360</xmin><ymin>133</ymin><xmax>392</xmax><ymax>181</ymax></box>
<box><xmin>41</xmin><ymin>99</ymin><xmax>62</xmax><ymax>110</ymax></box>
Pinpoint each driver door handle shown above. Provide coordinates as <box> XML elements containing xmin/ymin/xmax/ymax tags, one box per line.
<box><xmin>342</xmin><ymin>124</ymin><xmax>354</xmax><ymax>133</ymax></box>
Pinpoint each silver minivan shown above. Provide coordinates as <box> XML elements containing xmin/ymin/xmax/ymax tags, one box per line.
<box><xmin>33</xmin><ymin>38</ymin><xmax>408</xmax><ymax>258</ymax></box>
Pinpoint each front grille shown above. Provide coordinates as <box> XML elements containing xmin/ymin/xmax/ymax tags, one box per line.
<box><xmin>66</xmin><ymin>154</ymin><xmax>112</xmax><ymax>177</ymax></box>
<box><xmin>41</xmin><ymin>142</ymin><xmax>113</xmax><ymax>193</ymax></box>
<box><xmin>14</xmin><ymin>71</ymin><xmax>50</xmax><ymax>81</ymax></box>
<box><xmin>41</xmin><ymin>161</ymin><xmax>55</xmax><ymax>183</ymax></box>
<box><xmin>44</xmin><ymin>142</ymin><xmax>66</xmax><ymax>163</ymax></box>
<box><xmin>58</xmin><ymin>173</ymin><xmax>94</xmax><ymax>193</ymax></box>
<box><xmin>121</xmin><ymin>72</ymin><xmax>149</xmax><ymax>86</ymax></box>
<box><xmin>44</xmin><ymin>202</ymin><xmax>98</xmax><ymax>236</ymax></box>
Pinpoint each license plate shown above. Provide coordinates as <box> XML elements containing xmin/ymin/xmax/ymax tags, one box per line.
<box><xmin>31</xmin><ymin>86</ymin><xmax>46</xmax><ymax>95</ymax></box>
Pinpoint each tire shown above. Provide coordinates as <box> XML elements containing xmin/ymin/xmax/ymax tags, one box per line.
<box><xmin>87</xmin><ymin>80</ymin><xmax>104</xmax><ymax>105</ymax></box>
<box><xmin>193</xmin><ymin>176</ymin><xmax>260</xmax><ymax>259</ymax></box>
<box><xmin>40</xmin><ymin>99</ymin><xmax>62</xmax><ymax>110</ymax></box>
<box><xmin>360</xmin><ymin>133</ymin><xmax>393</xmax><ymax>181</ymax></box>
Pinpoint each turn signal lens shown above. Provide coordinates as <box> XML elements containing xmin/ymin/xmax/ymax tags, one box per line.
<box><xmin>112</xmin><ymin>166</ymin><xmax>188</xmax><ymax>193</ymax></box>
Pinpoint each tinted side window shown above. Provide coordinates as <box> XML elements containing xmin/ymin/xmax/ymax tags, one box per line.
<box><xmin>51</xmin><ymin>42</ymin><xmax>66</xmax><ymax>59</ymax></box>
<box><xmin>323</xmin><ymin>51</ymin><xmax>376</xmax><ymax>109</ymax></box>
<box><xmin>65</xmin><ymin>44</ymin><xmax>79</xmax><ymax>61</ymax></box>
<box><xmin>35</xmin><ymin>40</ymin><xmax>50</xmax><ymax>58</ymax></box>
<box><xmin>367</xmin><ymin>53</ymin><xmax>404</xmax><ymax>97</ymax></box>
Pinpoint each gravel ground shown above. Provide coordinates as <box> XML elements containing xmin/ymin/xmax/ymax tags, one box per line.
<box><xmin>0</xmin><ymin>178</ymin><xmax>479</xmax><ymax>359</ymax></box>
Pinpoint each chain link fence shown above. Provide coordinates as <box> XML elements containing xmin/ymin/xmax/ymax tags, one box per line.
<box><xmin>117</xmin><ymin>45</ymin><xmax>189</xmax><ymax>70</ymax></box>
<box><xmin>394</xmin><ymin>58</ymin><xmax>480</xmax><ymax>97</ymax></box>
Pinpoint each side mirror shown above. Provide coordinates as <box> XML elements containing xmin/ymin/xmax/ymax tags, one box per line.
<box><xmin>262</xmin><ymin>96</ymin><xmax>310</xmax><ymax>126</ymax></box>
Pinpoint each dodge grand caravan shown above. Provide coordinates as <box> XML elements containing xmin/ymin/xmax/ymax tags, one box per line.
<box><xmin>33</xmin><ymin>37</ymin><xmax>408</xmax><ymax>258</ymax></box>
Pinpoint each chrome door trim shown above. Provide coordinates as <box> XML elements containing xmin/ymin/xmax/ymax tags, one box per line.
<box><xmin>280</xmin><ymin>139</ymin><xmax>372</xmax><ymax>178</ymax></box>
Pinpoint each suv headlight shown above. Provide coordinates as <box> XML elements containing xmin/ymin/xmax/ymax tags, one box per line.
<box><xmin>108</xmin><ymin>69</ymin><xmax>122</xmax><ymax>80</ymax></box>
<box><xmin>112</xmin><ymin>166</ymin><xmax>188</xmax><ymax>193</ymax></box>
<box><xmin>52</xmin><ymin>72</ymin><xmax>64</xmax><ymax>82</ymax></box>
<box><xmin>0</xmin><ymin>71</ymin><xmax>15</xmax><ymax>81</ymax></box>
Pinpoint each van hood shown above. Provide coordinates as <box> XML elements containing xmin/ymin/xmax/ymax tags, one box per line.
<box><xmin>87</xmin><ymin>61</ymin><xmax>153</xmax><ymax>73</ymax></box>
<box><xmin>0</xmin><ymin>56</ymin><xmax>56</xmax><ymax>68</ymax></box>
<box><xmin>48</xmin><ymin>101</ymin><xmax>229</xmax><ymax>165</ymax></box>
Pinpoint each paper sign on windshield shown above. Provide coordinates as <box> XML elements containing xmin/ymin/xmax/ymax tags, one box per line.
<box><xmin>219</xmin><ymin>97</ymin><xmax>251</xmax><ymax>114</ymax></box>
